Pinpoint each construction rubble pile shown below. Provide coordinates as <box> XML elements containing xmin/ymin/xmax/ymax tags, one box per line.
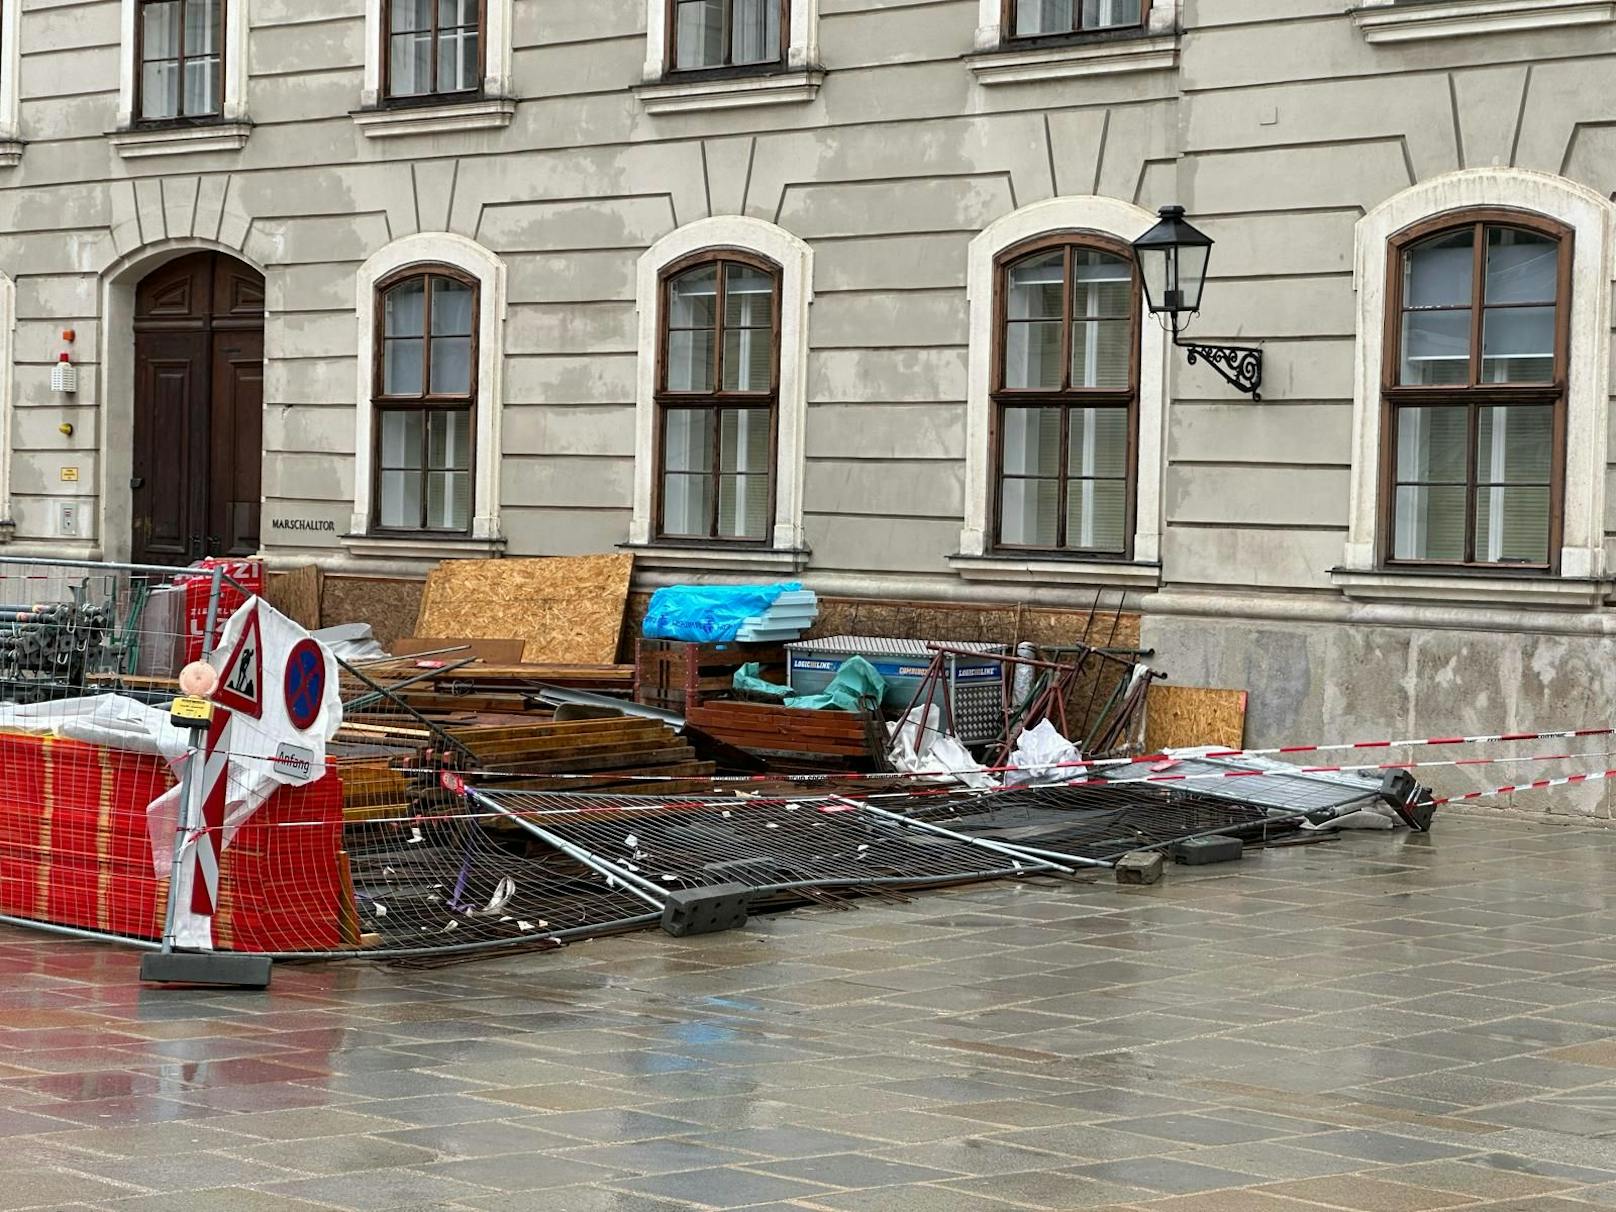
<box><xmin>0</xmin><ymin>552</ymin><xmax>1446</xmax><ymax>968</ymax></box>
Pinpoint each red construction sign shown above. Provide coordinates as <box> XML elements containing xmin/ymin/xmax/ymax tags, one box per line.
<box><xmin>212</xmin><ymin>607</ymin><xmax>264</xmax><ymax>720</ymax></box>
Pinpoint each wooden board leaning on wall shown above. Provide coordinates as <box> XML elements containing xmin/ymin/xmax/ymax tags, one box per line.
<box><xmin>1145</xmin><ymin>685</ymin><xmax>1249</xmax><ymax>753</ymax></box>
<box><xmin>416</xmin><ymin>555</ymin><xmax>634</xmax><ymax>665</ymax></box>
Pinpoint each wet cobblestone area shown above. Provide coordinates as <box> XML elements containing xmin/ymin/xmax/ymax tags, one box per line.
<box><xmin>3</xmin><ymin>812</ymin><xmax>1616</xmax><ymax>1210</ymax></box>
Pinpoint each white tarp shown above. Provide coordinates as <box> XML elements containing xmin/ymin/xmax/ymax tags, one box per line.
<box><xmin>0</xmin><ymin>695</ymin><xmax>191</xmax><ymax>761</ymax></box>
<box><xmin>1004</xmin><ymin>719</ymin><xmax>1083</xmax><ymax>787</ymax></box>
<box><xmin>888</xmin><ymin>704</ymin><xmax>996</xmax><ymax>790</ymax></box>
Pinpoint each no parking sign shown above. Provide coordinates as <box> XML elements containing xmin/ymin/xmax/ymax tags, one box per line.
<box><xmin>283</xmin><ymin>638</ymin><xmax>326</xmax><ymax>732</ymax></box>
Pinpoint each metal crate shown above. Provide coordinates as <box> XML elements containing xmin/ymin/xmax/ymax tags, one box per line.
<box><xmin>786</xmin><ymin>635</ymin><xmax>1006</xmax><ymax>745</ymax></box>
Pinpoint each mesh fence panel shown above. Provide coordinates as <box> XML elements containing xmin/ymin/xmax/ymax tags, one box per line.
<box><xmin>466</xmin><ymin>788</ymin><xmax>1065</xmax><ymax>903</ymax></box>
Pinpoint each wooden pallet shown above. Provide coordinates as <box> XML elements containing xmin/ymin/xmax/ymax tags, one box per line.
<box><xmin>634</xmin><ymin>639</ymin><xmax>785</xmax><ymax>713</ymax></box>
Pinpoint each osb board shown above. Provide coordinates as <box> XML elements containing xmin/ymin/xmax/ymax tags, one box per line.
<box><xmin>264</xmin><ymin>565</ymin><xmax>322</xmax><ymax>630</ymax></box>
<box><xmin>322</xmin><ymin>577</ymin><xmax>424</xmax><ymax>649</ymax></box>
<box><xmin>417</xmin><ymin>555</ymin><xmax>633</xmax><ymax>664</ymax></box>
<box><xmin>1145</xmin><ymin>685</ymin><xmax>1248</xmax><ymax>753</ymax></box>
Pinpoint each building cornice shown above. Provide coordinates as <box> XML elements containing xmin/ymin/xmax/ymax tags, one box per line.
<box><xmin>1351</xmin><ymin>0</ymin><xmax>1616</xmax><ymax>43</ymax></box>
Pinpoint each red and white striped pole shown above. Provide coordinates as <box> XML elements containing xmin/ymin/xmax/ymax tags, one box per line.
<box><xmin>187</xmin><ymin>711</ymin><xmax>232</xmax><ymax>919</ymax></box>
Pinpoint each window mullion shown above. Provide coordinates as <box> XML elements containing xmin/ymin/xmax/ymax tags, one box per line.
<box><xmin>418</xmin><ymin>407</ymin><xmax>430</xmax><ymax>530</ymax></box>
<box><xmin>420</xmin><ymin>276</ymin><xmax>433</xmax><ymax>403</ymax></box>
<box><xmin>712</xmin><ymin>262</ymin><xmax>727</xmax><ymax>400</ymax></box>
<box><xmin>1469</xmin><ymin>222</ymin><xmax>1486</xmax><ymax>388</ymax></box>
<box><xmin>1464</xmin><ymin>401</ymin><xmax>1479</xmax><ymax>564</ymax></box>
<box><xmin>708</xmin><ymin>405</ymin><xmax>723</xmax><ymax>539</ymax></box>
<box><xmin>429</xmin><ymin>0</ymin><xmax>441</xmax><ymax>95</ymax></box>
<box><xmin>1056</xmin><ymin>403</ymin><xmax>1072</xmax><ymax>549</ymax></box>
<box><xmin>1059</xmin><ymin>245</ymin><xmax>1073</xmax><ymax>394</ymax></box>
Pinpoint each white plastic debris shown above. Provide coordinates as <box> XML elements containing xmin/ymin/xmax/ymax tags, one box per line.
<box><xmin>471</xmin><ymin>876</ymin><xmax>516</xmax><ymax>916</ymax></box>
<box><xmin>624</xmin><ymin>833</ymin><xmax>639</xmax><ymax>850</ymax></box>
<box><xmin>517</xmin><ymin>920</ymin><xmax>535</xmax><ymax>932</ymax></box>
<box><xmin>888</xmin><ymin>704</ymin><xmax>996</xmax><ymax>789</ymax></box>
<box><xmin>373</xmin><ymin>904</ymin><xmax>388</xmax><ymax>918</ymax></box>
<box><xmin>1004</xmin><ymin>719</ymin><xmax>1082</xmax><ymax>787</ymax></box>
<box><xmin>407</xmin><ymin>827</ymin><xmax>424</xmax><ymax>845</ymax></box>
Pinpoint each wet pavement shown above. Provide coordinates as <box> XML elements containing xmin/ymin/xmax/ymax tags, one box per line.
<box><xmin>3</xmin><ymin>811</ymin><xmax>1616</xmax><ymax>1209</ymax></box>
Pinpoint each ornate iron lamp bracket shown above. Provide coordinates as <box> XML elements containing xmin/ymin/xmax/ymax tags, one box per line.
<box><xmin>1175</xmin><ymin>337</ymin><xmax>1263</xmax><ymax>402</ymax></box>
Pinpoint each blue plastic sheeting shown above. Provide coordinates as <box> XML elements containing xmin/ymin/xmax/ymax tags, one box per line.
<box><xmin>642</xmin><ymin>583</ymin><xmax>804</xmax><ymax>644</ymax></box>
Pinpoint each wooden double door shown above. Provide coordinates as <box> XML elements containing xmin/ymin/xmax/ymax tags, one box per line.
<box><xmin>131</xmin><ymin>252</ymin><xmax>266</xmax><ymax>566</ymax></box>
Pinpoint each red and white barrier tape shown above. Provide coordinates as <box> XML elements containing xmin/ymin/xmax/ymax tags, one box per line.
<box><xmin>210</xmin><ymin>735</ymin><xmax>1616</xmax><ymax>790</ymax></box>
<box><xmin>1430</xmin><ymin>767</ymin><xmax>1616</xmax><ymax>806</ymax></box>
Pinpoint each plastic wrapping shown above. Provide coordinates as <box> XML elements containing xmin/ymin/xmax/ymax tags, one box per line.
<box><xmin>1004</xmin><ymin>719</ymin><xmax>1082</xmax><ymax>787</ymax></box>
<box><xmin>732</xmin><ymin>656</ymin><xmax>885</xmax><ymax>712</ymax></box>
<box><xmin>643</xmin><ymin>583</ymin><xmax>804</xmax><ymax>644</ymax></box>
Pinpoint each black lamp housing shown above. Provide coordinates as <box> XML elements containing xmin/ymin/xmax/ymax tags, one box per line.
<box><xmin>1132</xmin><ymin>205</ymin><xmax>1263</xmax><ymax>400</ymax></box>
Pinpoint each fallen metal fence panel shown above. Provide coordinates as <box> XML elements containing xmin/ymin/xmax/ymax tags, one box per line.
<box><xmin>465</xmin><ymin>787</ymin><xmax>1071</xmax><ymax>905</ymax></box>
<box><xmin>879</xmin><ymin>782</ymin><xmax>1307</xmax><ymax>864</ymax></box>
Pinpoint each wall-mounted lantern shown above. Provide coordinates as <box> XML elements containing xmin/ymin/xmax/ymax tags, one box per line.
<box><xmin>1132</xmin><ymin>205</ymin><xmax>1264</xmax><ymax>401</ymax></box>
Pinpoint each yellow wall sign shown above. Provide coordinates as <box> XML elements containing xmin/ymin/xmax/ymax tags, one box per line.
<box><xmin>60</xmin><ymin>467</ymin><xmax>78</xmax><ymax>482</ymax></box>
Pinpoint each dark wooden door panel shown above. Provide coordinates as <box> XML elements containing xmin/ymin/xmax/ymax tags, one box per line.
<box><xmin>132</xmin><ymin>252</ymin><xmax>265</xmax><ymax>565</ymax></box>
<box><xmin>132</xmin><ymin>337</ymin><xmax>208</xmax><ymax>565</ymax></box>
<box><xmin>211</xmin><ymin>329</ymin><xmax>264</xmax><ymax>557</ymax></box>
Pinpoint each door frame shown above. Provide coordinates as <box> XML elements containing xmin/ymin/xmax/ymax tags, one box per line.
<box><xmin>102</xmin><ymin>240</ymin><xmax>268</xmax><ymax>562</ymax></box>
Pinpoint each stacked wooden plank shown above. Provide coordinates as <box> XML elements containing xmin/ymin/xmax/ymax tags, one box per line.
<box><xmin>443</xmin><ymin>716</ymin><xmax>716</xmax><ymax>790</ymax></box>
<box><xmin>683</xmin><ymin>701</ymin><xmax>886</xmax><ymax>769</ymax></box>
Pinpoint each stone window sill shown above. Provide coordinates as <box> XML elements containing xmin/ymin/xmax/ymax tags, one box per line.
<box><xmin>622</xmin><ymin>543</ymin><xmax>811</xmax><ymax>573</ymax></box>
<box><xmin>965</xmin><ymin>33</ymin><xmax>1177</xmax><ymax>84</ymax></box>
<box><xmin>342</xmin><ymin>534</ymin><xmax>507</xmax><ymax>562</ymax></box>
<box><xmin>947</xmin><ymin>554</ymin><xmax>1162</xmax><ymax>589</ymax></box>
<box><xmin>108</xmin><ymin>122</ymin><xmax>251</xmax><ymax>159</ymax></box>
<box><xmin>1330</xmin><ymin>567</ymin><xmax>1610</xmax><ymax>608</ymax></box>
<box><xmin>1350</xmin><ymin>0</ymin><xmax>1615</xmax><ymax>43</ymax></box>
<box><xmin>636</xmin><ymin>69</ymin><xmax>824</xmax><ymax>115</ymax></box>
<box><xmin>351</xmin><ymin>97</ymin><xmax>516</xmax><ymax>138</ymax></box>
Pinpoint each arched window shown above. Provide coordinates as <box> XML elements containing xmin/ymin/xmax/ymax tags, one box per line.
<box><xmin>372</xmin><ymin>266</ymin><xmax>478</xmax><ymax>533</ymax></box>
<box><xmin>385</xmin><ymin>0</ymin><xmax>484</xmax><ymax>100</ymax></box>
<box><xmin>1383</xmin><ymin>212</ymin><xmax>1570</xmax><ymax>569</ymax></box>
<box><xmin>1006</xmin><ymin>0</ymin><xmax>1146</xmax><ymax>39</ymax></box>
<box><xmin>655</xmin><ymin>253</ymin><xmax>780</xmax><ymax>542</ymax></box>
<box><xmin>993</xmin><ymin>235</ymin><xmax>1140</xmax><ymax>555</ymax></box>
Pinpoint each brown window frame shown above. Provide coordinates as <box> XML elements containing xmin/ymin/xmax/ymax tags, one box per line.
<box><xmin>381</xmin><ymin>0</ymin><xmax>489</xmax><ymax>104</ymax></box>
<box><xmin>371</xmin><ymin>264</ymin><xmax>480</xmax><ymax>536</ymax></box>
<box><xmin>665</xmin><ymin>0</ymin><xmax>791</xmax><ymax>77</ymax></box>
<box><xmin>1001</xmin><ymin>0</ymin><xmax>1151</xmax><ymax>45</ymax></box>
<box><xmin>1378</xmin><ymin>208</ymin><xmax>1572</xmax><ymax>573</ymax></box>
<box><xmin>990</xmin><ymin>232</ymin><xmax>1142</xmax><ymax>558</ymax></box>
<box><xmin>654</xmin><ymin>249</ymin><xmax>782</xmax><ymax>546</ymax></box>
<box><xmin>133</xmin><ymin>0</ymin><xmax>226</xmax><ymax>126</ymax></box>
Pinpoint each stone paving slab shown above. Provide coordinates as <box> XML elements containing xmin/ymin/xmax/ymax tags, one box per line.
<box><xmin>3</xmin><ymin>814</ymin><xmax>1616</xmax><ymax>1208</ymax></box>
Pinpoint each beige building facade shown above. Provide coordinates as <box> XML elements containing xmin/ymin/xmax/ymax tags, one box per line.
<box><xmin>2</xmin><ymin>0</ymin><xmax>1616</xmax><ymax>784</ymax></box>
